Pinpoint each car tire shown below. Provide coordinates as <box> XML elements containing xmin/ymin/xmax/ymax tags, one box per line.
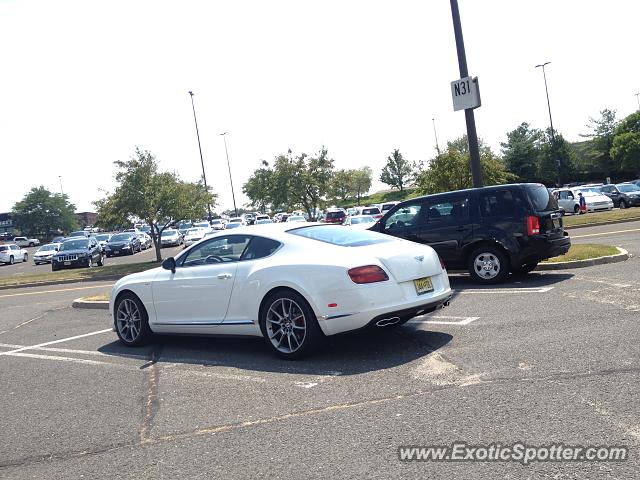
<box><xmin>34</xmin><ymin>261</ymin><xmax>40</xmax><ymax>266</ymax></box>
<box><xmin>573</xmin><ymin>204</ymin><xmax>580</xmax><ymax>214</ymax></box>
<box><xmin>259</xmin><ymin>290</ymin><xmax>322</xmax><ymax>359</ymax></box>
<box><xmin>97</xmin><ymin>254</ymin><xmax>104</xmax><ymax>267</ymax></box>
<box><xmin>87</xmin><ymin>257</ymin><xmax>93</xmax><ymax>268</ymax></box>
<box><xmin>29</xmin><ymin>242</ymin><xmax>34</xmax><ymax>247</ymax></box>
<box><xmin>513</xmin><ymin>262</ymin><xmax>538</xmax><ymax>275</ymax></box>
<box><xmin>23</xmin><ymin>253</ymin><xmax>28</xmax><ymax>263</ymax></box>
<box><xmin>9</xmin><ymin>256</ymin><xmax>14</xmax><ymax>265</ymax></box>
<box><xmin>52</xmin><ymin>264</ymin><xmax>59</xmax><ymax>271</ymax></box>
<box><xmin>114</xmin><ymin>292</ymin><xmax>152</xmax><ymax>347</ymax></box>
<box><xmin>468</xmin><ymin>246</ymin><xmax>510</xmax><ymax>284</ymax></box>
<box><xmin>619</xmin><ymin>200</ymin><xmax>627</xmax><ymax>209</ymax></box>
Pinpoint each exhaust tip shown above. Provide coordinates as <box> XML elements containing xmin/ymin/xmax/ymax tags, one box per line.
<box><xmin>375</xmin><ymin>316</ymin><xmax>401</xmax><ymax>327</ymax></box>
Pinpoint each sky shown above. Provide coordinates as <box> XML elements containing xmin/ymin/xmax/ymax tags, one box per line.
<box><xmin>1</xmin><ymin>0</ymin><xmax>639</xmax><ymax>213</ymax></box>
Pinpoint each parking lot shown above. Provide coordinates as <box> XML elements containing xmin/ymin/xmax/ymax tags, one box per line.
<box><xmin>0</xmin><ymin>244</ymin><xmax>184</xmax><ymax>279</ymax></box>
<box><xmin>0</xmin><ymin>223</ymin><xmax>638</xmax><ymax>478</ymax></box>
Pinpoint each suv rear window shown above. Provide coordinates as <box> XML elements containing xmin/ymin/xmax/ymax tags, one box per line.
<box><xmin>526</xmin><ymin>185</ymin><xmax>558</xmax><ymax>212</ymax></box>
<box><xmin>325</xmin><ymin>211</ymin><xmax>345</xmax><ymax>219</ymax></box>
<box><xmin>361</xmin><ymin>208</ymin><xmax>381</xmax><ymax>215</ymax></box>
<box><xmin>290</xmin><ymin>225</ymin><xmax>392</xmax><ymax>247</ymax></box>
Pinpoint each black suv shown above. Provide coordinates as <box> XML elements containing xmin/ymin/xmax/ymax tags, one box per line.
<box><xmin>52</xmin><ymin>237</ymin><xmax>104</xmax><ymax>271</ymax></box>
<box><xmin>370</xmin><ymin>183</ymin><xmax>571</xmax><ymax>283</ymax></box>
<box><xmin>599</xmin><ymin>183</ymin><xmax>640</xmax><ymax>209</ymax></box>
<box><xmin>104</xmin><ymin>232</ymin><xmax>142</xmax><ymax>256</ymax></box>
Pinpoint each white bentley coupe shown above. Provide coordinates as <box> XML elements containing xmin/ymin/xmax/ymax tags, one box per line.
<box><xmin>110</xmin><ymin>224</ymin><xmax>453</xmax><ymax>358</ymax></box>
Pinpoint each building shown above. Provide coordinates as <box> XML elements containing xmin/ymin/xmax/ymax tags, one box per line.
<box><xmin>76</xmin><ymin>212</ymin><xmax>98</xmax><ymax>228</ymax></box>
<box><xmin>0</xmin><ymin>212</ymin><xmax>16</xmax><ymax>235</ymax></box>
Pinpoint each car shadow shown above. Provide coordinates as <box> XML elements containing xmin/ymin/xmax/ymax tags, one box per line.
<box><xmin>448</xmin><ymin>271</ymin><xmax>574</xmax><ymax>291</ymax></box>
<box><xmin>97</xmin><ymin>326</ymin><xmax>452</xmax><ymax>376</ymax></box>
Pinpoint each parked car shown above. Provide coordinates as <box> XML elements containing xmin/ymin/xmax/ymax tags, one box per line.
<box><xmin>52</xmin><ymin>237</ymin><xmax>104</xmax><ymax>270</ymax></box>
<box><xmin>13</xmin><ymin>236</ymin><xmax>40</xmax><ymax>247</ymax></box>
<box><xmin>51</xmin><ymin>236</ymin><xmax>66</xmax><ymax>243</ymax></box>
<box><xmin>370</xmin><ymin>183</ymin><xmax>571</xmax><ymax>283</ymax></box>
<box><xmin>137</xmin><ymin>233</ymin><xmax>153</xmax><ymax>249</ymax></box>
<box><xmin>285</xmin><ymin>215</ymin><xmax>307</xmax><ymax>223</ymax></box>
<box><xmin>109</xmin><ymin>224</ymin><xmax>452</xmax><ymax>358</ymax></box>
<box><xmin>105</xmin><ymin>232</ymin><xmax>142</xmax><ymax>256</ymax></box>
<box><xmin>210</xmin><ymin>219</ymin><xmax>225</xmax><ymax>230</ymax></box>
<box><xmin>378</xmin><ymin>201</ymin><xmax>400</xmax><ymax>214</ymax></box>
<box><xmin>360</xmin><ymin>206</ymin><xmax>383</xmax><ymax>220</ymax></box>
<box><xmin>323</xmin><ymin>209</ymin><xmax>347</xmax><ymax>224</ymax></box>
<box><xmin>183</xmin><ymin>227</ymin><xmax>208</xmax><ymax>247</ymax></box>
<box><xmin>160</xmin><ymin>229</ymin><xmax>183</xmax><ymax>247</ymax></box>
<box><xmin>33</xmin><ymin>243</ymin><xmax>61</xmax><ymax>265</ymax></box>
<box><xmin>255</xmin><ymin>218</ymin><xmax>274</xmax><ymax>224</ymax></box>
<box><xmin>95</xmin><ymin>233</ymin><xmax>112</xmax><ymax>252</ymax></box>
<box><xmin>177</xmin><ymin>222</ymin><xmax>192</xmax><ymax>236</ymax></box>
<box><xmin>225</xmin><ymin>221</ymin><xmax>243</xmax><ymax>229</ymax></box>
<box><xmin>599</xmin><ymin>183</ymin><xmax>640</xmax><ymax>209</ymax></box>
<box><xmin>0</xmin><ymin>244</ymin><xmax>28</xmax><ymax>264</ymax></box>
<box><xmin>68</xmin><ymin>230</ymin><xmax>90</xmax><ymax>238</ymax></box>
<box><xmin>13</xmin><ymin>237</ymin><xmax>40</xmax><ymax>248</ymax></box>
<box><xmin>343</xmin><ymin>215</ymin><xmax>376</xmax><ymax>229</ymax></box>
<box><xmin>555</xmin><ymin>188</ymin><xmax>613</xmax><ymax>214</ymax></box>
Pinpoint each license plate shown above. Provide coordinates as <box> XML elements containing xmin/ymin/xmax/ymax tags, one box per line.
<box><xmin>64</xmin><ymin>261</ymin><xmax>71</xmax><ymax>266</ymax></box>
<box><xmin>414</xmin><ymin>276</ymin><xmax>434</xmax><ymax>295</ymax></box>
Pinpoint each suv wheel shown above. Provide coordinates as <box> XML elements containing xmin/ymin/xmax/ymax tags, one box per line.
<box><xmin>468</xmin><ymin>246</ymin><xmax>509</xmax><ymax>284</ymax></box>
<box><xmin>573</xmin><ymin>204</ymin><xmax>580</xmax><ymax>214</ymax></box>
<box><xmin>23</xmin><ymin>253</ymin><xmax>28</xmax><ymax>263</ymax></box>
<box><xmin>97</xmin><ymin>254</ymin><xmax>104</xmax><ymax>267</ymax></box>
<box><xmin>619</xmin><ymin>200</ymin><xmax>627</xmax><ymax>209</ymax></box>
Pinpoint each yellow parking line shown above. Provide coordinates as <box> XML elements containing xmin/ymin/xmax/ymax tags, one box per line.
<box><xmin>572</xmin><ymin>227</ymin><xmax>640</xmax><ymax>239</ymax></box>
<box><xmin>0</xmin><ymin>284</ymin><xmax>112</xmax><ymax>299</ymax></box>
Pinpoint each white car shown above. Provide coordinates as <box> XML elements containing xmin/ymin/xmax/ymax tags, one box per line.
<box><xmin>343</xmin><ymin>215</ymin><xmax>376</xmax><ymax>229</ymax></box>
<box><xmin>33</xmin><ymin>243</ymin><xmax>61</xmax><ymax>265</ymax></box>
<box><xmin>210</xmin><ymin>219</ymin><xmax>225</xmax><ymax>230</ymax></box>
<box><xmin>109</xmin><ymin>223</ymin><xmax>452</xmax><ymax>358</ymax></box>
<box><xmin>137</xmin><ymin>233</ymin><xmax>153</xmax><ymax>250</ymax></box>
<box><xmin>183</xmin><ymin>227</ymin><xmax>208</xmax><ymax>247</ymax></box>
<box><xmin>160</xmin><ymin>229</ymin><xmax>182</xmax><ymax>247</ymax></box>
<box><xmin>285</xmin><ymin>215</ymin><xmax>307</xmax><ymax>222</ymax></box>
<box><xmin>555</xmin><ymin>188</ymin><xmax>613</xmax><ymax>214</ymax></box>
<box><xmin>0</xmin><ymin>244</ymin><xmax>29</xmax><ymax>264</ymax></box>
<box><xmin>13</xmin><ymin>236</ymin><xmax>40</xmax><ymax>248</ymax></box>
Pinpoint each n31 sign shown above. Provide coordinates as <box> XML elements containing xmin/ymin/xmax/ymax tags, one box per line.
<box><xmin>451</xmin><ymin>76</ymin><xmax>481</xmax><ymax>111</ymax></box>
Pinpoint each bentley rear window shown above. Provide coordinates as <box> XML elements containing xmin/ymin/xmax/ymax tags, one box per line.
<box><xmin>290</xmin><ymin>225</ymin><xmax>392</xmax><ymax>247</ymax></box>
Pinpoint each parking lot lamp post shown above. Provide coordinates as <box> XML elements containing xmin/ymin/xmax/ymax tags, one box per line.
<box><xmin>535</xmin><ymin>62</ymin><xmax>561</xmax><ymax>187</ymax></box>
<box><xmin>188</xmin><ymin>91</ymin><xmax>213</xmax><ymax>224</ymax></box>
<box><xmin>635</xmin><ymin>92</ymin><xmax>640</xmax><ymax>110</ymax></box>
<box><xmin>58</xmin><ymin>176</ymin><xmax>64</xmax><ymax>196</ymax></box>
<box><xmin>220</xmin><ymin>132</ymin><xmax>238</xmax><ymax>218</ymax></box>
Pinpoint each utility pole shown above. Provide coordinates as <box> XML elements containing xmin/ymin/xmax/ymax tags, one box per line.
<box><xmin>535</xmin><ymin>62</ymin><xmax>561</xmax><ymax>187</ymax></box>
<box><xmin>58</xmin><ymin>176</ymin><xmax>64</xmax><ymax>196</ymax></box>
<box><xmin>635</xmin><ymin>92</ymin><xmax>640</xmax><ymax>110</ymax></box>
<box><xmin>449</xmin><ymin>0</ymin><xmax>483</xmax><ymax>188</ymax></box>
<box><xmin>188</xmin><ymin>91</ymin><xmax>213</xmax><ymax>224</ymax></box>
<box><xmin>432</xmin><ymin>118</ymin><xmax>441</xmax><ymax>155</ymax></box>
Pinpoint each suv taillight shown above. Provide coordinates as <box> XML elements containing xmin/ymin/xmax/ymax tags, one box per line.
<box><xmin>348</xmin><ymin>265</ymin><xmax>389</xmax><ymax>284</ymax></box>
<box><xmin>526</xmin><ymin>215</ymin><xmax>540</xmax><ymax>236</ymax></box>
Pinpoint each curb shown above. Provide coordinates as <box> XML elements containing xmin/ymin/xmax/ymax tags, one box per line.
<box><xmin>537</xmin><ymin>247</ymin><xmax>630</xmax><ymax>270</ymax></box>
<box><xmin>565</xmin><ymin>217</ymin><xmax>640</xmax><ymax>230</ymax></box>
<box><xmin>72</xmin><ymin>298</ymin><xmax>109</xmax><ymax>310</ymax></box>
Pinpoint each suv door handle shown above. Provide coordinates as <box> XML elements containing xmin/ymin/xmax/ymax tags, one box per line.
<box><xmin>217</xmin><ymin>273</ymin><xmax>232</xmax><ymax>279</ymax></box>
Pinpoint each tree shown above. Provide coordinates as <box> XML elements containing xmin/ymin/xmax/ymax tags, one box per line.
<box><xmin>12</xmin><ymin>186</ymin><xmax>78</xmax><ymax>238</ymax></box>
<box><xmin>611</xmin><ymin>111</ymin><xmax>640</xmax><ymax>175</ymax></box>
<box><xmin>243</xmin><ymin>160</ymin><xmax>275</xmax><ymax>213</ymax></box>
<box><xmin>94</xmin><ymin>148</ymin><xmax>216</xmax><ymax>262</ymax></box>
<box><xmin>352</xmin><ymin>167</ymin><xmax>373</xmax><ymax>205</ymax></box>
<box><xmin>329</xmin><ymin>169</ymin><xmax>355</xmax><ymax>202</ymax></box>
<box><xmin>500</xmin><ymin>123</ymin><xmax>544</xmax><ymax>182</ymax></box>
<box><xmin>415</xmin><ymin>136</ymin><xmax>515</xmax><ymax>194</ymax></box>
<box><xmin>538</xmin><ymin>130</ymin><xmax>577</xmax><ymax>185</ymax></box>
<box><xmin>380</xmin><ymin>149</ymin><xmax>413</xmax><ymax>191</ymax></box>
<box><xmin>580</xmin><ymin>109</ymin><xmax>619</xmax><ymax>178</ymax></box>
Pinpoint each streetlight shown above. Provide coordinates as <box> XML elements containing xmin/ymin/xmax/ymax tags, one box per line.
<box><xmin>58</xmin><ymin>176</ymin><xmax>64</xmax><ymax>196</ymax></box>
<box><xmin>220</xmin><ymin>132</ymin><xmax>238</xmax><ymax>218</ymax></box>
<box><xmin>188</xmin><ymin>91</ymin><xmax>213</xmax><ymax>224</ymax></box>
<box><xmin>535</xmin><ymin>61</ymin><xmax>561</xmax><ymax>187</ymax></box>
<box><xmin>635</xmin><ymin>92</ymin><xmax>640</xmax><ymax>110</ymax></box>
<box><xmin>432</xmin><ymin>118</ymin><xmax>441</xmax><ymax>155</ymax></box>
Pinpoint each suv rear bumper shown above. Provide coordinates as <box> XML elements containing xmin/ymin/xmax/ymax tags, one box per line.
<box><xmin>515</xmin><ymin>232</ymin><xmax>571</xmax><ymax>265</ymax></box>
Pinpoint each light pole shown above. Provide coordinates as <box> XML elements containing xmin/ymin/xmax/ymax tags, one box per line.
<box><xmin>220</xmin><ymin>132</ymin><xmax>238</xmax><ymax>217</ymax></box>
<box><xmin>432</xmin><ymin>118</ymin><xmax>441</xmax><ymax>155</ymax></box>
<box><xmin>188</xmin><ymin>91</ymin><xmax>213</xmax><ymax>224</ymax></box>
<box><xmin>535</xmin><ymin>62</ymin><xmax>561</xmax><ymax>187</ymax></box>
<box><xmin>450</xmin><ymin>0</ymin><xmax>483</xmax><ymax>188</ymax></box>
<box><xmin>635</xmin><ymin>92</ymin><xmax>640</xmax><ymax>110</ymax></box>
<box><xmin>58</xmin><ymin>176</ymin><xmax>64</xmax><ymax>196</ymax></box>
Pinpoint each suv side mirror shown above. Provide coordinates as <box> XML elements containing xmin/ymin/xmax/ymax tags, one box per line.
<box><xmin>162</xmin><ymin>257</ymin><xmax>176</xmax><ymax>273</ymax></box>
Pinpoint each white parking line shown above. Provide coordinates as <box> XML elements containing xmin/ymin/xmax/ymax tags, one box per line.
<box><xmin>0</xmin><ymin>328</ymin><xmax>112</xmax><ymax>356</ymax></box>
<box><xmin>6</xmin><ymin>352</ymin><xmax>115</xmax><ymax>366</ymax></box>
<box><xmin>408</xmin><ymin>315</ymin><xmax>479</xmax><ymax>325</ymax></box>
<box><xmin>572</xmin><ymin>228</ymin><xmax>640</xmax><ymax>239</ymax></box>
<box><xmin>458</xmin><ymin>286</ymin><xmax>554</xmax><ymax>294</ymax></box>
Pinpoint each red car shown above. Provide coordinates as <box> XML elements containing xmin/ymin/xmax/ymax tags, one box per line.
<box><xmin>323</xmin><ymin>210</ymin><xmax>347</xmax><ymax>224</ymax></box>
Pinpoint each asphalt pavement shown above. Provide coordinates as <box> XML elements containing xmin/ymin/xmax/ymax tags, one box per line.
<box><xmin>0</xmin><ymin>224</ymin><xmax>638</xmax><ymax>478</ymax></box>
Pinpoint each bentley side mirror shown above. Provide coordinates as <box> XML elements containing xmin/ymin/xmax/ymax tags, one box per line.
<box><xmin>162</xmin><ymin>257</ymin><xmax>176</xmax><ymax>273</ymax></box>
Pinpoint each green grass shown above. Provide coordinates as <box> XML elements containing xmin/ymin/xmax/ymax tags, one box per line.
<box><xmin>0</xmin><ymin>261</ymin><xmax>161</xmax><ymax>287</ymax></box>
<box><xmin>563</xmin><ymin>208</ymin><xmax>640</xmax><ymax>227</ymax></box>
<box><xmin>334</xmin><ymin>188</ymin><xmax>418</xmax><ymax>208</ymax></box>
<box><xmin>542</xmin><ymin>244</ymin><xmax>619</xmax><ymax>263</ymax></box>
<box><xmin>80</xmin><ymin>293</ymin><xmax>110</xmax><ymax>301</ymax></box>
